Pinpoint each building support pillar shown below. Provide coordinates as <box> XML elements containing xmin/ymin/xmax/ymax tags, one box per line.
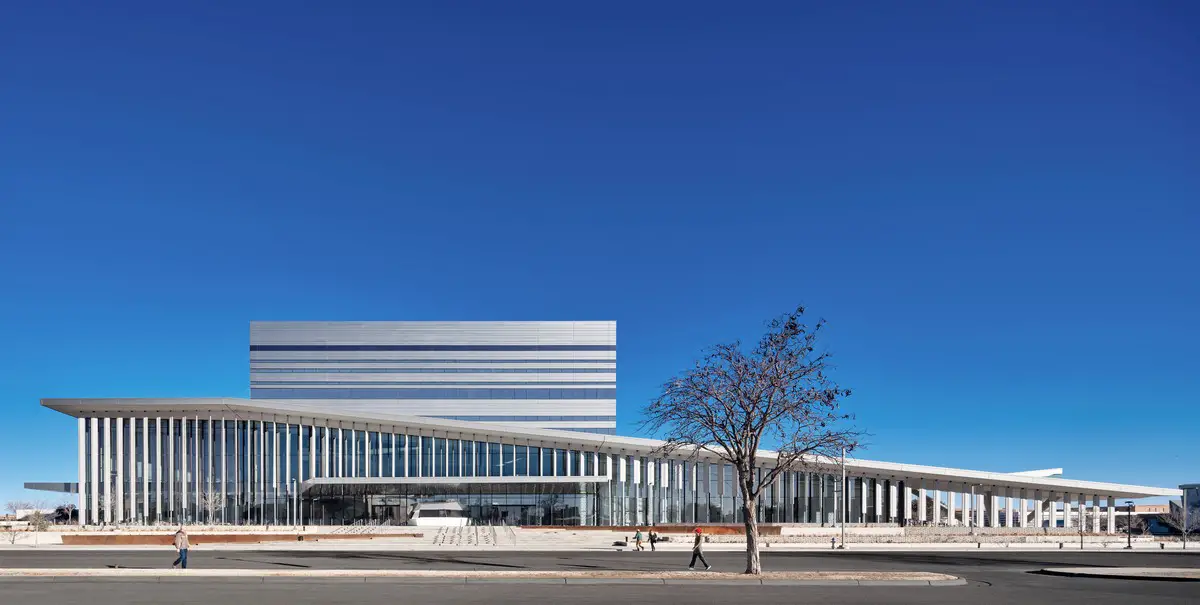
<box><xmin>1106</xmin><ymin>496</ymin><xmax>1116</xmax><ymax>534</ymax></box>
<box><xmin>989</xmin><ymin>490</ymin><xmax>999</xmax><ymax>528</ymax></box>
<box><xmin>77</xmin><ymin>418</ymin><xmax>86</xmax><ymax>525</ymax></box>
<box><xmin>947</xmin><ymin>489</ymin><xmax>957</xmax><ymax>526</ymax></box>
<box><xmin>1063</xmin><ymin>493</ymin><xmax>1073</xmax><ymax>529</ymax></box>
<box><xmin>102</xmin><ymin>417</ymin><xmax>112</xmax><ymax>524</ymax></box>
<box><xmin>1091</xmin><ymin>495</ymin><xmax>1101</xmax><ymax>534</ymax></box>
<box><xmin>918</xmin><ymin>483</ymin><xmax>928</xmax><ymax>524</ymax></box>
<box><xmin>1019</xmin><ymin>490</ymin><xmax>1028</xmax><ymax>528</ymax></box>
<box><xmin>89</xmin><ymin>417</ymin><xmax>99</xmax><ymax>525</ymax></box>
<box><xmin>115</xmin><ymin>417</ymin><xmax>124</xmax><ymax>523</ymax></box>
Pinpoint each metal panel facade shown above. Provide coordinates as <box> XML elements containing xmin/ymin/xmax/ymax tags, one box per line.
<box><xmin>249</xmin><ymin>321</ymin><xmax>617</xmax><ymax>433</ymax></box>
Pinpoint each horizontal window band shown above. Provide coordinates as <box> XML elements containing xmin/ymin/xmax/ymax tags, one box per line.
<box><xmin>250</xmin><ymin>381</ymin><xmax>616</xmax><ymax>387</ymax></box>
<box><xmin>250</xmin><ymin>359</ymin><xmax>615</xmax><ymax>364</ymax></box>
<box><xmin>250</xmin><ymin>387</ymin><xmax>617</xmax><ymax>400</ymax></box>
<box><xmin>429</xmin><ymin>415</ymin><xmax>616</xmax><ymax>422</ymax></box>
<box><xmin>251</xmin><ymin>368</ymin><xmax>614</xmax><ymax>373</ymax></box>
<box><xmin>251</xmin><ymin>345</ymin><xmax>615</xmax><ymax>352</ymax></box>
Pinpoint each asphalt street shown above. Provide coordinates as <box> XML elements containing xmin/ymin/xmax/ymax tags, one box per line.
<box><xmin>1</xmin><ymin>550</ymin><xmax>1197</xmax><ymax>604</ymax></box>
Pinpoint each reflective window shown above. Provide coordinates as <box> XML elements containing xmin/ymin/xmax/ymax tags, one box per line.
<box><xmin>541</xmin><ymin>448</ymin><xmax>554</xmax><ymax>477</ymax></box>
<box><xmin>502</xmin><ymin>444</ymin><xmax>515</xmax><ymax>477</ymax></box>
<box><xmin>461</xmin><ymin>441</ymin><xmax>474</xmax><ymax>477</ymax></box>
<box><xmin>475</xmin><ymin>441</ymin><xmax>488</xmax><ymax>477</ymax></box>
<box><xmin>421</xmin><ymin>437</ymin><xmax>434</xmax><ymax>477</ymax></box>
<box><xmin>515</xmin><ymin>446</ymin><xmax>528</xmax><ymax>476</ymax></box>
<box><xmin>528</xmin><ymin>447</ymin><xmax>540</xmax><ymax>476</ymax></box>
<box><xmin>448</xmin><ymin>439</ymin><xmax>460</xmax><ymax>477</ymax></box>
<box><xmin>489</xmin><ymin>443</ymin><xmax>501</xmax><ymax>477</ymax></box>
<box><xmin>556</xmin><ymin>450</ymin><xmax>568</xmax><ymax>477</ymax></box>
<box><xmin>407</xmin><ymin>435</ymin><xmax>418</xmax><ymax>477</ymax></box>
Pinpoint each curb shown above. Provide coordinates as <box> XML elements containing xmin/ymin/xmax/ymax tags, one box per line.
<box><xmin>1039</xmin><ymin>568</ymin><xmax>1200</xmax><ymax>583</ymax></box>
<box><xmin>0</xmin><ymin>575</ymin><xmax>967</xmax><ymax>586</ymax></box>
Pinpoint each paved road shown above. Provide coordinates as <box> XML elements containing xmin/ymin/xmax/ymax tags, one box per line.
<box><xmin>2</xmin><ymin>550</ymin><xmax>1197</xmax><ymax>604</ymax></box>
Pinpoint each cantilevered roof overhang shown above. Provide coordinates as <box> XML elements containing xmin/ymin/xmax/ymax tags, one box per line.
<box><xmin>42</xmin><ymin>397</ymin><xmax>1182</xmax><ymax>500</ymax></box>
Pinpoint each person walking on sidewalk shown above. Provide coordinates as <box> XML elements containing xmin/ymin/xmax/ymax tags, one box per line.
<box><xmin>633</xmin><ymin>529</ymin><xmax>645</xmax><ymax>551</ymax></box>
<box><xmin>172</xmin><ymin>527</ymin><xmax>190</xmax><ymax>569</ymax></box>
<box><xmin>649</xmin><ymin>529</ymin><xmax>658</xmax><ymax>552</ymax></box>
<box><xmin>688</xmin><ymin>527</ymin><xmax>711</xmax><ymax>570</ymax></box>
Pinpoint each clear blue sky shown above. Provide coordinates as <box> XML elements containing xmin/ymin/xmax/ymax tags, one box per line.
<box><xmin>2</xmin><ymin>1</ymin><xmax>1197</xmax><ymax>506</ymax></box>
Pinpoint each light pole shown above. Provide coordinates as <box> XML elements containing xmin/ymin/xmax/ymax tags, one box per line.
<box><xmin>1125</xmin><ymin>500</ymin><xmax>1134</xmax><ymax>549</ymax></box>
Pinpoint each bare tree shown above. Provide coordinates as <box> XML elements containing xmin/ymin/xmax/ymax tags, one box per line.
<box><xmin>3</xmin><ymin>500</ymin><xmax>29</xmax><ymax>545</ymax></box>
<box><xmin>1159</xmin><ymin>504</ymin><xmax>1200</xmax><ymax>541</ymax></box>
<box><xmin>1117</xmin><ymin>514</ymin><xmax>1147</xmax><ymax>535</ymax></box>
<box><xmin>642</xmin><ymin>305</ymin><xmax>860</xmax><ymax>574</ymax></box>
<box><xmin>25</xmin><ymin>500</ymin><xmax>50</xmax><ymax>546</ymax></box>
<box><xmin>199</xmin><ymin>489</ymin><xmax>224</xmax><ymax>524</ymax></box>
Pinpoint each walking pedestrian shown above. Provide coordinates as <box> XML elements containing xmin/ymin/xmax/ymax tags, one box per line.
<box><xmin>688</xmin><ymin>527</ymin><xmax>711</xmax><ymax>570</ymax></box>
<box><xmin>171</xmin><ymin>527</ymin><xmax>190</xmax><ymax>569</ymax></box>
<box><xmin>633</xmin><ymin>528</ymin><xmax>645</xmax><ymax>551</ymax></box>
<box><xmin>649</xmin><ymin>530</ymin><xmax>658</xmax><ymax>552</ymax></box>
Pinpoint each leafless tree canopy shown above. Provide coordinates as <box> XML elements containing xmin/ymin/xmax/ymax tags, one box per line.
<box><xmin>641</xmin><ymin>305</ymin><xmax>860</xmax><ymax>573</ymax></box>
<box><xmin>199</xmin><ymin>490</ymin><xmax>224</xmax><ymax>524</ymax></box>
<box><xmin>643</xmin><ymin>305</ymin><xmax>860</xmax><ymax>490</ymax></box>
<box><xmin>1160</xmin><ymin>504</ymin><xmax>1200</xmax><ymax>536</ymax></box>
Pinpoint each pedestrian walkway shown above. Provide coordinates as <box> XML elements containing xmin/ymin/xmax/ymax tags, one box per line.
<box><xmin>0</xmin><ymin>568</ymin><xmax>965</xmax><ymax>586</ymax></box>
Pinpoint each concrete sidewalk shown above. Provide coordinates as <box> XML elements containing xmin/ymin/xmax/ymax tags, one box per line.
<box><xmin>0</xmin><ymin>568</ymin><xmax>965</xmax><ymax>586</ymax></box>
<box><xmin>1041</xmin><ymin>567</ymin><xmax>1200</xmax><ymax>582</ymax></box>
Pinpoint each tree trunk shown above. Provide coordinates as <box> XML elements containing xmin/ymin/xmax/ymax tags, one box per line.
<box><xmin>742</xmin><ymin>495</ymin><xmax>761</xmax><ymax>574</ymax></box>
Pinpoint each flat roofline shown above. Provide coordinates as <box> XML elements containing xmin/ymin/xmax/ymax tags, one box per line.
<box><xmin>41</xmin><ymin>397</ymin><xmax>1183</xmax><ymax>499</ymax></box>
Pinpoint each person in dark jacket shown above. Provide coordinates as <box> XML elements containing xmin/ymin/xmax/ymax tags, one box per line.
<box><xmin>649</xmin><ymin>530</ymin><xmax>658</xmax><ymax>552</ymax></box>
<box><xmin>688</xmin><ymin>528</ymin><xmax>711</xmax><ymax>570</ymax></box>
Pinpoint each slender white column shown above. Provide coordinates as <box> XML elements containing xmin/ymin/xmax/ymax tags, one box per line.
<box><xmin>1062</xmin><ymin>493</ymin><xmax>1072</xmax><ymax>529</ymax></box>
<box><xmin>878</xmin><ymin>480</ymin><xmax>888</xmax><ymax>523</ymax></box>
<box><xmin>193</xmin><ymin>417</ymin><xmax>200</xmax><ymax>522</ymax></box>
<box><xmin>918</xmin><ymin>483</ymin><xmax>927</xmax><ymax>523</ymax></box>
<box><xmin>350</xmin><ymin>428</ymin><xmax>357</xmax><ymax>478</ymax></box>
<box><xmin>903</xmin><ymin>485</ymin><xmax>912</xmax><ymax>523</ymax></box>
<box><xmin>322</xmin><ymin>426</ymin><xmax>330</xmax><ymax>478</ymax></box>
<box><xmin>128</xmin><ymin>418</ymin><xmax>136</xmax><ymax>522</ymax></box>
<box><xmin>946</xmin><ymin>490</ymin><xmax>956</xmax><ymax>526</ymax></box>
<box><xmin>115</xmin><ymin>417</ymin><xmax>124</xmax><ymax>523</ymax></box>
<box><xmin>1091</xmin><ymin>495</ymin><xmax>1101</xmax><ymax>534</ymax></box>
<box><xmin>1019</xmin><ymin>490</ymin><xmax>1028</xmax><ymax>528</ymax></box>
<box><xmin>1006</xmin><ymin>489</ymin><xmax>1014</xmax><ymax>528</ymax></box>
<box><xmin>980</xmin><ymin>493</ymin><xmax>989</xmax><ymax>528</ymax></box>
<box><xmin>207</xmin><ymin>416</ymin><xmax>215</xmax><ymax>521</ymax></box>
<box><xmin>273</xmin><ymin>421</ymin><xmax>280</xmax><ymax>521</ymax></box>
<box><xmin>285</xmin><ymin>422</ymin><xmax>291</xmax><ymax>487</ymax></box>
<box><xmin>990</xmin><ymin>490</ymin><xmax>1000</xmax><ymax>528</ymax></box>
<box><xmin>258</xmin><ymin>421</ymin><xmax>265</xmax><ymax>523</ymax></box>
<box><xmin>101</xmin><ymin>417</ymin><xmax>112</xmax><ymax>523</ymax></box>
<box><xmin>141</xmin><ymin>417</ymin><xmax>149</xmax><ymax>521</ymax></box>
<box><xmin>77</xmin><ymin>418</ymin><xmax>87</xmax><ymax>525</ymax></box>
<box><xmin>1035</xmin><ymin>491</ymin><xmax>1045</xmax><ymax>528</ymax></box>
<box><xmin>888</xmin><ymin>481</ymin><xmax>898</xmax><ymax>522</ymax></box>
<box><xmin>220</xmin><ymin>419</ymin><xmax>227</xmax><ymax>523</ymax></box>
<box><xmin>168</xmin><ymin>418</ymin><xmax>175</xmax><ymax>522</ymax></box>
<box><xmin>1106</xmin><ymin>496</ymin><xmax>1116</xmax><ymax>534</ymax></box>
<box><xmin>102</xmin><ymin>417</ymin><xmax>111</xmax><ymax>524</ymax></box>
<box><xmin>310</xmin><ymin>425</ymin><xmax>317</xmax><ymax>480</ymax></box>
<box><xmin>856</xmin><ymin>478</ymin><xmax>866</xmax><ymax>522</ymax></box>
<box><xmin>960</xmin><ymin>489</ymin><xmax>969</xmax><ymax>528</ymax></box>
<box><xmin>932</xmin><ymin>488</ymin><xmax>941</xmax><ymax>524</ymax></box>
<box><xmin>90</xmin><ymin>418</ymin><xmax>99</xmax><ymax>525</ymax></box>
<box><xmin>377</xmin><ymin>430</ymin><xmax>384</xmax><ymax>478</ymax></box>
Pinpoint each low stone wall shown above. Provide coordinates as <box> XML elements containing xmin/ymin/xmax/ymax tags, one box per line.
<box><xmin>62</xmin><ymin>532</ymin><xmax>423</xmax><ymax>546</ymax></box>
<box><xmin>704</xmin><ymin>534</ymin><xmax>1154</xmax><ymax>545</ymax></box>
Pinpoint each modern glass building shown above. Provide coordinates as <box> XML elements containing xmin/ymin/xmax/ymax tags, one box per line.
<box><xmin>41</xmin><ymin>321</ymin><xmax>1181</xmax><ymax>529</ymax></box>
